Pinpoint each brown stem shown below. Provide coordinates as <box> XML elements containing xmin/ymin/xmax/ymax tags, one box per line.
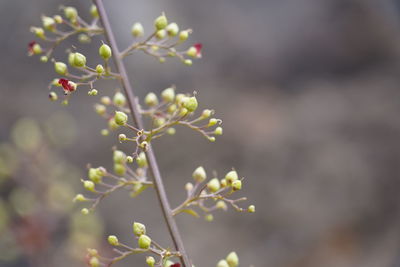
<box><xmin>93</xmin><ymin>1</ymin><xmax>191</xmax><ymax>266</ymax></box>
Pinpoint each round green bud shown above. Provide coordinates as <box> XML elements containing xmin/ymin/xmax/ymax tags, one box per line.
<box><xmin>83</xmin><ymin>180</ymin><xmax>95</xmax><ymax>191</ymax></box>
<box><xmin>225</xmin><ymin>170</ymin><xmax>238</xmax><ymax>184</ymax></box>
<box><xmin>78</xmin><ymin>33</ymin><xmax>91</xmax><ymax>43</ymax></box>
<box><xmin>214</xmin><ymin>127</ymin><xmax>223</xmax><ymax>135</ymax></box>
<box><xmin>42</xmin><ymin>16</ymin><xmax>56</xmax><ymax>31</ymax></box>
<box><xmin>166</xmin><ymin>128</ymin><xmax>176</xmax><ymax>135</ymax></box>
<box><xmin>140</xmin><ymin>141</ymin><xmax>148</xmax><ymax>150</ymax></box>
<box><xmin>220</xmin><ymin>179</ymin><xmax>227</xmax><ymax>187</ymax></box>
<box><xmin>101</xmin><ymin>96</ymin><xmax>111</xmax><ymax>105</ymax></box>
<box><xmin>145</xmin><ymin>92</ymin><xmax>159</xmax><ymax>107</ymax></box>
<box><xmin>88</xmin><ymin>168</ymin><xmax>103</xmax><ymax>183</ymax></box>
<box><xmin>54</xmin><ymin>15</ymin><xmax>63</xmax><ymax>24</ymax></box>
<box><xmin>179</xmin><ymin>108</ymin><xmax>188</xmax><ymax>117</ymax></box>
<box><xmin>138</xmin><ymin>234</ymin><xmax>151</xmax><ymax>249</ymax></box>
<box><xmin>99</xmin><ymin>43</ymin><xmax>112</xmax><ymax>60</ymax></box>
<box><xmin>205</xmin><ymin>214</ymin><xmax>214</xmax><ymax>222</ymax></box>
<box><xmin>179</xmin><ymin>30</ymin><xmax>190</xmax><ymax>41</ymax></box>
<box><xmin>183</xmin><ymin>96</ymin><xmax>198</xmax><ymax>112</ymax></box>
<box><xmin>232</xmin><ymin>180</ymin><xmax>242</xmax><ymax>191</ymax></box>
<box><xmin>109</xmin><ymin>118</ymin><xmax>119</xmax><ymax>130</ymax></box>
<box><xmin>187</xmin><ymin>47</ymin><xmax>197</xmax><ymax>58</ymax></box>
<box><xmin>207</xmin><ymin>178</ymin><xmax>220</xmax><ymax>193</ymax></box>
<box><xmin>136</xmin><ymin>152</ymin><xmax>148</xmax><ymax>168</ymax></box>
<box><xmin>131</xmin><ymin>22</ymin><xmax>144</xmax><ymax>37</ymax></box>
<box><xmin>68</xmin><ymin>53</ymin><xmax>75</xmax><ymax>66</ymax></box>
<box><xmin>226</xmin><ymin>252</ymin><xmax>239</xmax><ymax>267</ymax></box>
<box><xmin>101</xmin><ymin>129</ymin><xmax>110</xmax><ymax>136</ymax></box>
<box><xmin>32</xmin><ymin>43</ymin><xmax>42</xmax><ymax>54</ymax></box>
<box><xmin>248</xmin><ymin>205</ymin><xmax>255</xmax><ymax>213</ymax></box>
<box><xmin>159</xmin><ymin>57</ymin><xmax>166</xmax><ymax>63</ymax></box>
<box><xmin>48</xmin><ymin>91</ymin><xmax>58</xmax><ymax>101</ymax></box>
<box><xmin>208</xmin><ymin>136</ymin><xmax>216</xmax><ymax>142</ymax></box>
<box><xmin>216</xmin><ymin>200</ymin><xmax>227</xmax><ymax>210</ymax></box>
<box><xmin>185</xmin><ymin>182</ymin><xmax>194</xmax><ymax>192</ymax></box>
<box><xmin>40</xmin><ymin>56</ymin><xmax>48</xmax><ymax>62</ymax></box>
<box><xmin>64</xmin><ymin>7</ymin><xmax>78</xmax><ymax>21</ymax></box>
<box><xmin>184</xmin><ymin>59</ymin><xmax>193</xmax><ymax>66</ymax></box>
<box><xmin>113</xmin><ymin>150</ymin><xmax>127</xmax><ymax>164</ymax></box>
<box><xmin>118</xmin><ymin>134</ymin><xmax>127</xmax><ymax>142</ymax></box>
<box><xmin>167</xmin><ymin>104</ymin><xmax>177</xmax><ymax>114</ymax></box>
<box><xmin>107</xmin><ymin>235</ymin><xmax>119</xmax><ymax>246</ymax></box>
<box><xmin>90</xmin><ymin>5</ymin><xmax>99</xmax><ymax>18</ymax></box>
<box><xmin>31</xmin><ymin>27</ymin><xmax>45</xmax><ymax>39</ymax></box>
<box><xmin>217</xmin><ymin>260</ymin><xmax>229</xmax><ymax>267</ymax></box>
<box><xmin>193</xmin><ymin>166</ymin><xmax>206</xmax><ymax>183</ymax></box>
<box><xmin>73</xmin><ymin>194</ymin><xmax>87</xmax><ymax>202</ymax></box>
<box><xmin>156</xmin><ymin>30</ymin><xmax>167</xmax><ymax>39</ymax></box>
<box><xmin>154</xmin><ymin>13</ymin><xmax>168</xmax><ymax>30</ymax></box>
<box><xmin>208</xmin><ymin>118</ymin><xmax>218</xmax><ymax>127</ymax></box>
<box><xmin>54</xmin><ymin>61</ymin><xmax>67</xmax><ymax>75</ymax></box>
<box><xmin>201</xmin><ymin>109</ymin><xmax>213</xmax><ymax>119</ymax></box>
<box><xmin>95</xmin><ymin>104</ymin><xmax>106</xmax><ymax>115</ymax></box>
<box><xmin>166</xmin><ymin>22</ymin><xmax>179</xmax><ymax>36</ymax></box>
<box><xmin>114</xmin><ymin>163</ymin><xmax>126</xmax><ymax>176</ymax></box>
<box><xmin>126</xmin><ymin>156</ymin><xmax>133</xmax><ymax>163</ymax></box>
<box><xmin>113</xmin><ymin>92</ymin><xmax>126</xmax><ymax>107</ymax></box>
<box><xmin>154</xmin><ymin>117</ymin><xmax>166</xmax><ymax>127</ymax></box>
<box><xmin>81</xmin><ymin>208</ymin><xmax>89</xmax><ymax>215</ymax></box>
<box><xmin>175</xmin><ymin>93</ymin><xmax>186</xmax><ymax>105</ymax></box>
<box><xmin>133</xmin><ymin>222</ymin><xmax>146</xmax><ymax>236</ymax></box>
<box><xmin>146</xmin><ymin>256</ymin><xmax>155</xmax><ymax>267</ymax></box>
<box><xmin>114</xmin><ymin>111</ymin><xmax>128</xmax><ymax>126</ymax></box>
<box><xmin>89</xmin><ymin>257</ymin><xmax>100</xmax><ymax>267</ymax></box>
<box><xmin>73</xmin><ymin>52</ymin><xmax>86</xmax><ymax>67</ymax></box>
<box><xmin>88</xmin><ymin>89</ymin><xmax>98</xmax><ymax>96</ymax></box>
<box><xmin>87</xmin><ymin>248</ymin><xmax>98</xmax><ymax>257</ymax></box>
<box><xmin>161</xmin><ymin>87</ymin><xmax>175</xmax><ymax>102</ymax></box>
<box><xmin>96</xmin><ymin>64</ymin><xmax>104</xmax><ymax>74</ymax></box>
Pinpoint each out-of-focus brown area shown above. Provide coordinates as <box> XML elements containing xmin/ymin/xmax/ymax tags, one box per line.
<box><xmin>1</xmin><ymin>0</ymin><xmax>400</xmax><ymax>266</ymax></box>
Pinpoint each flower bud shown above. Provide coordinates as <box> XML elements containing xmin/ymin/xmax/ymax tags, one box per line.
<box><xmin>207</xmin><ymin>178</ymin><xmax>220</xmax><ymax>193</ymax></box>
<box><xmin>32</xmin><ymin>43</ymin><xmax>42</xmax><ymax>54</ymax></box>
<box><xmin>88</xmin><ymin>89</ymin><xmax>98</xmax><ymax>96</ymax></box>
<box><xmin>64</xmin><ymin>7</ymin><xmax>78</xmax><ymax>21</ymax></box>
<box><xmin>154</xmin><ymin>117</ymin><xmax>166</xmax><ymax>127</ymax></box>
<box><xmin>192</xmin><ymin>166</ymin><xmax>206</xmax><ymax>183</ymax></box>
<box><xmin>42</xmin><ymin>16</ymin><xmax>56</xmax><ymax>31</ymax></box>
<box><xmin>183</xmin><ymin>96</ymin><xmax>198</xmax><ymax>112</ymax></box>
<box><xmin>175</xmin><ymin>93</ymin><xmax>186</xmax><ymax>105</ymax></box>
<box><xmin>166</xmin><ymin>128</ymin><xmax>176</xmax><ymax>135</ymax></box>
<box><xmin>88</xmin><ymin>167</ymin><xmax>103</xmax><ymax>183</ymax></box>
<box><xmin>145</xmin><ymin>92</ymin><xmax>159</xmax><ymax>107</ymax></box>
<box><xmin>185</xmin><ymin>182</ymin><xmax>194</xmax><ymax>192</ymax></box>
<box><xmin>146</xmin><ymin>256</ymin><xmax>155</xmax><ymax>267</ymax></box>
<box><xmin>95</xmin><ymin>104</ymin><xmax>106</xmax><ymax>115</ymax></box>
<box><xmin>113</xmin><ymin>150</ymin><xmax>127</xmax><ymax>164</ymax></box>
<box><xmin>101</xmin><ymin>96</ymin><xmax>111</xmax><ymax>105</ymax></box>
<box><xmin>161</xmin><ymin>87</ymin><xmax>175</xmax><ymax>102</ymax></box>
<box><xmin>31</xmin><ymin>27</ymin><xmax>45</xmax><ymax>39</ymax></box>
<box><xmin>89</xmin><ymin>257</ymin><xmax>100</xmax><ymax>267</ymax></box>
<box><xmin>73</xmin><ymin>52</ymin><xmax>86</xmax><ymax>67</ymax></box>
<box><xmin>179</xmin><ymin>30</ymin><xmax>190</xmax><ymax>41</ymax></box>
<box><xmin>131</xmin><ymin>22</ymin><xmax>144</xmax><ymax>37</ymax></box>
<box><xmin>205</xmin><ymin>214</ymin><xmax>214</xmax><ymax>222</ymax></box>
<box><xmin>248</xmin><ymin>205</ymin><xmax>255</xmax><ymax>213</ymax></box>
<box><xmin>126</xmin><ymin>156</ymin><xmax>133</xmax><ymax>163</ymax></box>
<box><xmin>179</xmin><ymin>107</ymin><xmax>188</xmax><ymax>117</ymax></box>
<box><xmin>208</xmin><ymin>118</ymin><xmax>218</xmax><ymax>127</ymax></box>
<box><xmin>114</xmin><ymin>163</ymin><xmax>126</xmax><ymax>176</ymax></box>
<box><xmin>133</xmin><ymin>222</ymin><xmax>146</xmax><ymax>236</ymax></box>
<box><xmin>96</xmin><ymin>64</ymin><xmax>104</xmax><ymax>74</ymax></box>
<box><xmin>136</xmin><ymin>152</ymin><xmax>148</xmax><ymax>168</ymax></box>
<box><xmin>187</xmin><ymin>47</ymin><xmax>197</xmax><ymax>58</ymax></box>
<box><xmin>225</xmin><ymin>170</ymin><xmax>238</xmax><ymax>184</ymax></box>
<box><xmin>107</xmin><ymin>235</ymin><xmax>119</xmax><ymax>246</ymax></box>
<box><xmin>113</xmin><ymin>92</ymin><xmax>126</xmax><ymax>106</ymax></box>
<box><xmin>87</xmin><ymin>248</ymin><xmax>98</xmax><ymax>257</ymax></box>
<box><xmin>220</xmin><ymin>179</ymin><xmax>227</xmax><ymax>187</ymax></box>
<box><xmin>201</xmin><ymin>109</ymin><xmax>213</xmax><ymax>119</ymax></box>
<box><xmin>83</xmin><ymin>180</ymin><xmax>95</xmax><ymax>191</ymax></box>
<box><xmin>164</xmin><ymin>260</ymin><xmax>174</xmax><ymax>267</ymax></box>
<box><xmin>154</xmin><ymin>13</ymin><xmax>168</xmax><ymax>30</ymax></box>
<box><xmin>208</xmin><ymin>136</ymin><xmax>216</xmax><ymax>142</ymax></box>
<box><xmin>48</xmin><ymin>91</ymin><xmax>58</xmax><ymax>101</ymax></box>
<box><xmin>167</xmin><ymin>104</ymin><xmax>177</xmax><ymax>114</ymax></box>
<box><xmin>166</xmin><ymin>22</ymin><xmax>179</xmax><ymax>36</ymax></box>
<box><xmin>140</xmin><ymin>141</ymin><xmax>148</xmax><ymax>150</ymax></box>
<box><xmin>73</xmin><ymin>194</ymin><xmax>87</xmax><ymax>202</ymax></box>
<box><xmin>99</xmin><ymin>43</ymin><xmax>112</xmax><ymax>60</ymax></box>
<box><xmin>138</xmin><ymin>234</ymin><xmax>151</xmax><ymax>249</ymax></box>
<box><xmin>101</xmin><ymin>129</ymin><xmax>109</xmax><ymax>136</ymax></box>
<box><xmin>226</xmin><ymin>252</ymin><xmax>239</xmax><ymax>267</ymax></box>
<box><xmin>114</xmin><ymin>111</ymin><xmax>128</xmax><ymax>126</ymax></box>
<box><xmin>214</xmin><ymin>127</ymin><xmax>223</xmax><ymax>135</ymax></box>
<box><xmin>40</xmin><ymin>56</ymin><xmax>48</xmax><ymax>62</ymax></box>
<box><xmin>90</xmin><ymin>5</ymin><xmax>99</xmax><ymax>18</ymax></box>
<box><xmin>118</xmin><ymin>134</ymin><xmax>127</xmax><ymax>142</ymax></box>
<box><xmin>232</xmin><ymin>180</ymin><xmax>242</xmax><ymax>191</ymax></box>
<box><xmin>156</xmin><ymin>30</ymin><xmax>167</xmax><ymax>39</ymax></box>
<box><xmin>78</xmin><ymin>33</ymin><xmax>91</xmax><ymax>43</ymax></box>
<box><xmin>81</xmin><ymin>208</ymin><xmax>89</xmax><ymax>215</ymax></box>
<box><xmin>68</xmin><ymin>52</ymin><xmax>75</xmax><ymax>66</ymax></box>
<box><xmin>217</xmin><ymin>260</ymin><xmax>229</xmax><ymax>267</ymax></box>
<box><xmin>54</xmin><ymin>61</ymin><xmax>67</xmax><ymax>75</ymax></box>
<box><xmin>184</xmin><ymin>59</ymin><xmax>192</xmax><ymax>66</ymax></box>
<box><xmin>54</xmin><ymin>15</ymin><xmax>63</xmax><ymax>24</ymax></box>
<box><xmin>216</xmin><ymin>200</ymin><xmax>227</xmax><ymax>210</ymax></box>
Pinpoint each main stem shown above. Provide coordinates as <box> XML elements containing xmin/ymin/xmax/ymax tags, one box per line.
<box><xmin>94</xmin><ymin>1</ymin><xmax>191</xmax><ymax>266</ymax></box>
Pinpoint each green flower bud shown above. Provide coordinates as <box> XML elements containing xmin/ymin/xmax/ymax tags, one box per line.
<box><xmin>73</xmin><ymin>194</ymin><xmax>87</xmax><ymax>202</ymax></box>
<box><xmin>133</xmin><ymin>222</ymin><xmax>146</xmax><ymax>236</ymax></box>
<box><xmin>145</xmin><ymin>92</ymin><xmax>159</xmax><ymax>107</ymax></box>
<box><xmin>208</xmin><ymin>136</ymin><xmax>216</xmax><ymax>142</ymax></box>
<box><xmin>166</xmin><ymin>22</ymin><xmax>179</xmax><ymax>36</ymax></box>
<box><xmin>248</xmin><ymin>205</ymin><xmax>255</xmax><ymax>213</ymax></box>
<box><xmin>113</xmin><ymin>92</ymin><xmax>126</xmax><ymax>106</ymax></box>
<box><xmin>179</xmin><ymin>107</ymin><xmax>188</xmax><ymax>117</ymax></box>
<box><xmin>205</xmin><ymin>214</ymin><xmax>214</xmax><ymax>222</ymax></box>
<box><xmin>114</xmin><ymin>163</ymin><xmax>126</xmax><ymax>176</ymax></box>
<box><xmin>78</xmin><ymin>33</ymin><xmax>91</xmax><ymax>43</ymax></box>
<box><xmin>126</xmin><ymin>156</ymin><xmax>133</xmax><ymax>163</ymax></box>
<box><xmin>81</xmin><ymin>208</ymin><xmax>89</xmax><ymax>215</ymax></box>
<box><xmin>54</xmin><ymin>15</ymin><xmax>63</xmax><ymax>24</ymax></box>
<box><xmin>88</xmin><ymin>168</ymin><xmax>103</xmax><ymax>183</ymax></box>
<box><xmin>156</xmin><ymin>30</ymin><xmax>167</xmax><ymax>39</ymax></box>
<box><xmin>107</xmin><ymin>235</ymin><xmax>119</xmax><ymax>246</ymax></box>
<box><xmin>166</xmin><ymin>128</ymin><xmax>176</xmax><ymax>135</ymax></box>
<box><xmin>32</xmin><ymin>43</ymin><xmax>42</xmax><ymax>54</ymax></box>
<box><xmin>183</xmin><ymin>96</ymin><xmax>198</xmax><ymax>112</ymax></box>
<box><xmin>207</xmin><ymin>178</ymin><xmax>220</xmax><ymax>193</ymax></box>
<box><xmin>161</xmin><ymin>87</ymin><xmax>175</xmax><ymax>102</ymax></box>
<box><xmin>146</xmin><ymin>256</ymin><xmax>155</xmax><ymax>267</ymax></box>
<box><xmin>42</xmin><ymin>16</ymin><xmax>56</xmax><ymax>31</ymax></box>
<box><xmin>83</xmin><ymin>180</ymin><xmax>95</xmax><ymax>191</ymax></box>
<box><xmin>179</xmin><ymin>30</ymin><xmax>190</xmax><ymax>41</ymax></box>
<box><xmin>159</xmin><ymin>57</ymin><xmax>166</xmax><ymax>63</ymax></box>
<box><xmin>87</xmin><ymin>248</ymin><xmax>98</xmax><ymax>256</ymax></box>
<box><xmin>138</xmin><ymin>234</ymin><xmax>151</xmax><ymax>249</ymax></box>
<box><xmin>175</xmin><ymin>93</ymin><xmax>186</xmax><ymax>105</ymax></box>
<box><xmin>184</xmin><ymin>59</ymin><xmax>193</xmax><ymax>66</ymax></box>
<box><xmin>64</xmin><ymin>7</ymin><xmax>78</xmax><ymax>21</ymax></box>
<box><xmin>109</xmin><ymin>118</ymin><xmax>120</xmax><ymax>130</ymax></box>
<box><xmin>31</xmin><ymin>27</ymin><xmax>45</xmax><ymax>39</ymax></box>
<box><xmin>90</xmin><ymin>5</ymin><xmax>99</xmax><ymax>18</ymax></box>
<box><xmin>220</xmin><ymin>179</ymin><xmax>227</xmax><ymax>187</ymax></box>
<box><xmin>131</xmin><ymin>22</ymin><xmax>144</xmax><ymax>37</ymax></box>
<box><xmin>48</xmin><ymin>91</ymin><xmax>57</xmax><ymax>101</ymax></box>
<box><xmin>118</xmin><ymin>134</ymin><xmax>127</xmax><ymax>142</ymax></box>
<box><xmin>201</xmin><ymin>109</ymin><xmax>213</xmax><ymax>119</ymax></box>
<box><xmin>101</xmin><ymin>129</ymin><xmax>110</xmax><ymax>136</ymax></box>
<box><xmin>214</xmin><ymin>127</ymin><xmax>223</xmax><ymax>135</ymax></box>
<box><xmin>68</xmin><ymin>53</ymin><xmax>75</xmax><ymax>66</ymax></box>
<box><xmin>226</xmin><ymin>252</ymin><xmax>239</xmax><ymax>267</ymax></box>
<box><xmin>136</xmin><ymin>152</ymin><xmax>148</xmax><ymax>168</ymax></box>
<box><xmin>217</xmin><ymin>260</ymin><xmax>229</xmax><ymax>267</ymax></box>
<box><xmin>95</xmin><ymin>104</ymin><xmax>106</xmax><ymax>115</ymax></box>
<box><xmin>99</xmin><ymin>43</ymin><xmax>112</xmax><ymax>60</ymax></box>
<box><xmin>164</xmin><ymin>260</ymin><xmax>174</xmax><ymax>267</ymax></box>
<box><xmin>216</xmin><ymin>200</ymin><xmax>227</xmax><ymax>210</ymax></box>
<box><xmin>88</xmin><ymin>89</ymin><xmax>98</xmax><ymax>96</ymax></box>
<box><xmin>101</xmin><ymin>96</ymin><xmax>111</xmax><ymax>105</ymax></box>
<box><xmin>114</xmin><ymin>111</ymin><xmax>128</xmax><ymax>126</ymax></box>
<box><xmin>192</xmin><ymin>166</ymin><xmax>206</xmax><ymax>183</ymax></box>
<box><xmin>225</xmin><ymin>170</ymin><xmax>238</xmax><ymax>184</ymax></box>
<box><xmin>140</xmin><ymin>141</ymin><xmax>148</xmax><ymax>150</ymax></box>
<box><xmin>185</xmin><ymin>182</ymin><xmax>194</xmax><ymax>192</ymax></box>
<box><xmin>154</xmin><ymin>117</ymin><xmax>166</xmax><ymax>127</ymax></box>
<box><xmin>232</xmin><ymin>180</ymin><xmax>242</xmax><ymax>191</ymax></box>
<box><xmin>40</xmin><ymin>56</ymin><xmax>48</xmax><ymax>62</ymax></box>
<box><xmin>167</xmin><ymin>104</ymin><xmax>177</xmax><ymax>114</ymax></box>
<box><xmin>208</xmin><ymin>118</ymin><xmax>218</xmax><ymax>127</ymax></box>
<box><xmin>154</xmin><ymin>13</ymin><xmax>168</xmax><ymax>30</ymax></box>
<box><xmin>54</xmin><ymin>61</ymin><xmax>67</xmax><ymax>75</ymax></box>
<box><xmin>73</xmin><ymin>52</ymin><xmax>86</xmax><ymax>67</ymax></box>
<box><xmin>89</xmin><ymin>257</ymin><xmax>100</xmax><ymax>267</ymax></box>
<box><xmin>113</xmin><ymin>150</ymin><xmax>127</xmax><ymax>164</ymax></box>
<box><xmin>187</xmin><ymin>47</ymin><xmax>197</xmax><ymax>58</ymax></box>
<box><xmin>96</xmin><ymin>64</ymin><xmax>104</xmax><ymax>74</ymax></box>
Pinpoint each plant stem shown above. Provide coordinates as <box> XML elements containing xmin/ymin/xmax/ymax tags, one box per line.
<box><xmin>94</xmin><ymin>1</ymin><xmax>191</xmax><ymax>266</ymax></box>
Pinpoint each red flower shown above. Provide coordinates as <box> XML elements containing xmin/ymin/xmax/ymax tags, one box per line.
<box><xmin>58</xmin><ymin>78</ymin><xmax>76</xmax><ymax>92</ymax></box>
<box><xmin>170</xmin><ymin>264</ymin><xmax>181</xmax><ymax>267</ymax></box>
<box><xmin>28</xmin><ymin>41</ymin><xmax>37</xmax><ymax>54</ymax></box>
<box><xmin>194</xmin><ymin>43</ymin><xmax>203</xmax><ymax>58</ymax></box>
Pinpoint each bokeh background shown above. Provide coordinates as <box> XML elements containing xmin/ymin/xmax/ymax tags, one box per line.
<box><xmin>1</xmin><ymin>0</ymin><xmax>400</xmax><ymax>266</ymax></box>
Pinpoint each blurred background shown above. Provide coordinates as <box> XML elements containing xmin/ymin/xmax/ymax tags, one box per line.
<box><xmin>1</xmin><ymin>0</ymin><xmax>400</xmax><ymax>266</ymax></box>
